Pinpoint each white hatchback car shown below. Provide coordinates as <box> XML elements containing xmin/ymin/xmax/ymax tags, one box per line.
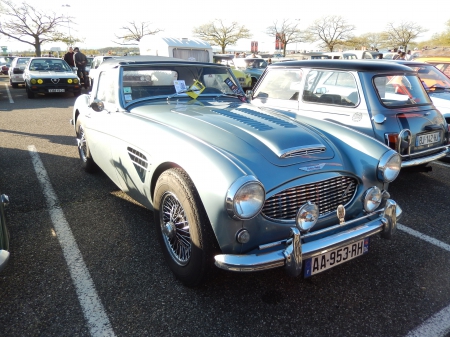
<box><xmin>8</xmin><ymin>57</ymin><xmax>30</xmax><ymax>88</ymax></box>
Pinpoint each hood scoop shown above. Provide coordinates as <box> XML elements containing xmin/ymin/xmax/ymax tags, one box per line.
<box><xmin>279</xmin><ymin>145</ymin><xmax>326</xmax><ymax>158</ymax></box>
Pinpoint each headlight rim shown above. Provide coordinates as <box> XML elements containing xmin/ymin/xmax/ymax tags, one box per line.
<box><xmin>378</xmin><ymin>150</ymin><xmax>401</xmax><ymax>183</ymax></box>
<box><xmin>226</xmin><ymin>175</ymin><xmax>265</xmax><ymax>220</ymax></box>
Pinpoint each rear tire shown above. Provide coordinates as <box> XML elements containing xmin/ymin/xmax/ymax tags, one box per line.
<box><xmin>75</xmin><ymin>119</ymin><xmax>98</xmax><ymax>173</ymax></box>
<box><xmin>154</xmin><ymin>168</ymin><xmax>218</xmax><ymax>287</ymax></box>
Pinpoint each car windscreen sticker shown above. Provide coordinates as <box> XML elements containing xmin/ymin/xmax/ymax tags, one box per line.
<box><xmin>174</xmin><ymin>80</ymin><xmax>187</xmax><ymax>93</ymax></box>
<box><xmin>224</xmin><ymin>78</ymin><xmax>246</xmax><ymax>102</ymax></box>
<box><xmin>124</xmin><ymin>94</ymin><xmax>132</xmax><ymax>101</ymax></box>
<box><xmin>123</xmin><ymin>87</ymin><xmax>132</xmax><ymax>94</ymax></box>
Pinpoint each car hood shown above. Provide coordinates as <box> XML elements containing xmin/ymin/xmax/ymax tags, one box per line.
<box><xmin>27</xmin><ymin>70</ymin><xmax>75</xmax><ymax>78</ymax></box>
<box><xmin>131</xmin><ymin>101</ymin><xmax>335</xmax><ymax>167</ymax></box>
<box><xmin>429</xmin><ymin>92</ymin><xmax>450</xmax><ymax>118</ymax></box>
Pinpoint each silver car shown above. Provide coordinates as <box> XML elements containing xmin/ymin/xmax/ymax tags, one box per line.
<box><xmin>8</xmin><ymin>57</ymin><xmax>30</xmax><ymax>88</ymax></box>
<box><xmin>71</xmin><ymin>56</ymin><xmax>402</xmax><ymax>286</ymax></box>
<box><xmin>251</xmin><ymin>60</ymin><xmax>450</xmax><ymax>169</ymax></box>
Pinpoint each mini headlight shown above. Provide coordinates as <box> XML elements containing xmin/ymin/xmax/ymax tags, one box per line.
<box><xmin>30</xmin><ymin>79</ymin><xmax>36</xmax><ymax>84</ymax></box>
<box><xmin>226</xmin><ymin>176</ymin><xmax>265</xmax><ymax>220</ymax></box>
<box><xmin>363</xmin><ymin>186</ymin><xmax>382</xmax><ymax>213</ymax></box>
<box><xmin>74</xmin><ymin>78</ymin><xmax>79</xmax><ymax>84</ymax></box>
<box><xmin>378</xmin><ymin>150</ymin><xmax>401</xmax><ymax>183</ymax></box>
<box><xmin>296</xmin><ymin>201</ymin><xmax>319</xmax><ymax>232</ymax></box>
<box><xmin>67</xmin><ymin>78</ymin><xmax>73</xmax><ymax>84</ymax></box>
<box><xmin>37</xmin><ymin>79</ymin><xmax>43</xmax><ymax>84</ymax></box>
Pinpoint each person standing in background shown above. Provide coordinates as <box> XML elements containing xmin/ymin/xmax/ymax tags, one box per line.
<box><xmin>64</xmin><ymin>47</ymin><xmax>75</xmax><ymax>67</ymax></box>
<box><xmin>73</xmin><ymin>47</ymin><xmax>89</xmax><ymax>89</ymax></box>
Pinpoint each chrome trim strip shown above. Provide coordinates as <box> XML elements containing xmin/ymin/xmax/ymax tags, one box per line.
<box><xmin>214</xmin><ymin>200</ymin><xmax>399</xmax><ymax>275</ymax></box>
<box><xmin>401</xmin><ymin>147</ymin><xmax>450</xmax><ymax>167</ymax></box>
<box><xmin>0</xmin><ymin>250</ymin><xmax>10</xmax><ymax>273</ymax></box>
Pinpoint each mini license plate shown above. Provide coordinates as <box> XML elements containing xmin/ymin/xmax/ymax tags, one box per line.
<box><xmin>416</xmin><ymin>131</ymin><xmax>440</xmax><ymax>146</ymax></box>
<box><xmin>304</xmin><ymin>238</ymin><xmax>369</xmax><ymax>277</ymax></box>
<box><xmin>48</xmin><ymin>89</ymin><xmax>65</xmax><ymax>93</ymax></box>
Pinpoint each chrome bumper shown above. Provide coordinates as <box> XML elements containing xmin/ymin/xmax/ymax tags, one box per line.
<box><xmin>401</xmin><ymin>146</ymin><xmax>450</xmax><ymax>168</ymax></box>
<box><xmin>0</xmin><ymin>249</ymin><xmax>10</xmax><ymax>273</ymax></box>
<box><xmin>214</xmin><ymin>199</ymin><xmax>400</xmax><ymax>277</ymax></box>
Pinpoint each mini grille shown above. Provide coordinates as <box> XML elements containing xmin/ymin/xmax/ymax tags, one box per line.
<box><xmin>262</xmin><ymin>176</ymin><xmax>358</xmax><ymax>221</ymax></box>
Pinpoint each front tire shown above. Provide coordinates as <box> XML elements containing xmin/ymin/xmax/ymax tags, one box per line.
<box><xmin>154</xmin><ymin>168</ymin><xmax>218</xmax><ymax>287</ymax></box>
<box><xmin>75</xmin><ymin>119</ymin><xmax>98</xmax><ymax>173</ymax></box>
<box><xmin>26</xmin><ymin>84</ymin><xmax>35</xmax><ymax>99</ymax></box>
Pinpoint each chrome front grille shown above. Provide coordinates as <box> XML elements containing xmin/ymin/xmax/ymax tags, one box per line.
<box><xmin>262</xmin><ymin>176</ymin><xmax>358</xmax><ymax>221</ymax></box>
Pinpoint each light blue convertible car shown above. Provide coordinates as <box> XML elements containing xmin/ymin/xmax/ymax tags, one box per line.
<box><xmin>71</xmin><ymin>56</ymin><xmax>402</xmax><ymax>286</ymax></box>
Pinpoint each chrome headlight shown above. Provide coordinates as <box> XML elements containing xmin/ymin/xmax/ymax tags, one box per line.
<box><xmin>363</xmin><ymin>186</ymin><xmax>382</xmax><ymax>213</ymax></box>
<box><xmin>295</xmin><ymin>201</ymin><xmax>319</xmax><ymax>232</ymax></box>
<box><xmin>226</xmin><ymin>176</ymin><xmax>265</xmax><ymax>220</ymax></box>
<box><xmin>378</xmin><ymin>150</ymin><xmax>401</xmax><ymax>183</ymax></box>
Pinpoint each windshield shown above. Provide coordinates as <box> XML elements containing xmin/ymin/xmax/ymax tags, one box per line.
<box><xmin>410</xmin><ymin>64</ymin><xmax>450</xmax><ymax>90</ymax></box>
<box><xmin>121</xmin><ymin>64</ymin><xmax>243</xmax><ymax>105</ymax></box>
<box><xmin>373</xmin><ymin>74</ymin><xmax>432</xmax><ymax>107</ymax></box>
<box><xmin>29</xmin><ymin>59</ymin><xmax>72</xmax><ymax>72</ymax></box>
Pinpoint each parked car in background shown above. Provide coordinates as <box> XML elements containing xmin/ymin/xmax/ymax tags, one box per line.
<box><xmin>213</xmin><ymin>54</ymin><xmax>252</xmax><ymax>89</ymax></box>
<box><xmin>24</xmin><ymin>57</ymin><xmax>81</xmax><ymax>98</ymax></box>
<box><xmin>8</xmin><ymin>57</ymin><xmax>30</xmax><ymax>88</ymax></box>
<box><xmin>251</xmin><ymin>60</ymin><xmax>450</xmax><ymax>169</ymax></box>
<box><xmin>233</xmin><ymin>57</ymin><xmax>267</xmax><ymax>87</ymax></box>
<box><xmin>390</xmin><ymin>60</ymin><xmax>450</xmax><ymax>125</ymax></box>
<box><xmin>414</xmin><ymin>57</ymin><xmax>450</xmax><ymax>78</ymax></box>
<box><xmin>88</xmin><ymin>55</ymin><xmax>116</xmax><ymax>88</ymax></box>
<box><xmin>382</xmin><ymin>52</ymin><xmax>396</xmax><ymax>60</ymax></box>
<box><xmin>71</xmin><ymin>56</ymin><xmax>402</xmax><ymax>286</ymax></box>
<box><xmin>0</xmin><ymin>56</ymin><xmax>14</xmax><ymax>75</ymax></box>
<box><xmin>324</xmin><ymin>50</ymin><xmax>374</xmax><ymax>60</ymax></box>
<box><xmin>0</xmin><ymin>192</ymin><xmax>10</xmax><ymax>273</ymax></box>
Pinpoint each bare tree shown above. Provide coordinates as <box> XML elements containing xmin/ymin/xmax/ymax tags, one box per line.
<box><xmin>266</xmin><ymin>19</ymin><xmax>304</xmax><ymax>56</ymax></box>
<box><xmin>113</xmin><ymin>21</ymin><xmax>163</xmax><ymax>45</ymax></box>
<box><xmin>304</xmin><ymin>16</ymin><xmax>355</xmax><ymax>52</ymax></box>
<box><xmin>0</xmin><ymin>0</ymin><xmax>72</xmax><ymax>56</ymax></box>
<box><xmin>430</xmin><ymin>19</ymin><xmax>450</xmax><ymax>47</ymax></box>
<box><xmin>382</xmin><ymin>21</ymin><xmax>427</xmax><ymax>51</ymax></box>
<box><xmin>193</xmin><ymin>19</ymin><xmax>251</xmax><ymax>53</ymax></box>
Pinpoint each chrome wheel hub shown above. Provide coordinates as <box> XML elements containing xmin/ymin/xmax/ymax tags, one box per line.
<box><xmin>160</xmin><ymin>192</ymin><xmax>191</xmax><ymax>266</ymax></box>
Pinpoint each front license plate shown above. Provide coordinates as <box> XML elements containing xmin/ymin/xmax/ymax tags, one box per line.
<box><xmin>416</xmin><ymin>132</ymin><xmax>440</xmax><ymax>146</ymax></box>
<box><xmin>48</xmin><ymin>89</ymin><xmax>65</xmax><ymax>93</ymax></box>
<box><xmin>304</xmin><ymin>238</ymin><xmax>369</xmax><ymax>277</ymax></box>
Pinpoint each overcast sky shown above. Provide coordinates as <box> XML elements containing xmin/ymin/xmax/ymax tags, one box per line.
<box><xmin>1</xmin><ymin>0</ymin><xmax>449</xmax><ymax>53</ymax></box>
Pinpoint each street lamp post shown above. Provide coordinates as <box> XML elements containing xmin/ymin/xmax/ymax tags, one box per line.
<box><xmin>62</xmin><ymin>4</ymin><xmax>72</xmax><ymax>46</ymax></box>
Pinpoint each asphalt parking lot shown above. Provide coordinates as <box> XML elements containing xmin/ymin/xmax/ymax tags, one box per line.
<box><xmin>0</xmin><ymin>76</ymin><xmax>450</xmax><ymax>337</ymax></box>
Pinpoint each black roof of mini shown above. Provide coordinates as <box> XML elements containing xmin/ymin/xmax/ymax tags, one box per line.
<box><xmin>269</xmin><ymin>59</ymin><xmax>417</xmax><ymax>73</ymax></box>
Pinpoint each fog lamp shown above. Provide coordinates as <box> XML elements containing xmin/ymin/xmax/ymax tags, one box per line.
<box><xmin>363</xmin><ymin>187</ymin><xmax>382</xmax><ymax>213</ymax></box>
<box><xmin>295</xmin><ymin>201</ymin><xmax>319</xmax><ymax>232</ymax></box>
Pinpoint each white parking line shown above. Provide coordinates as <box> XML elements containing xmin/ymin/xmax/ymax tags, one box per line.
<box><xmin>4</xmin><ymin>83</ymin><xmax>14</xmax><ymax>103</ymax></box>
<box><xmin>398</xmin><ymin>224</ymin><xmax>450</xmax><ymax>252</ymax></box>
<box><xmin>28</xmin><ymin>145</ymin><xmax>116</xmax><ymax>337</ymax></box>
<box><xmin>398</xmin><ymin>224</ymin><xmax>450</xmax><ymax>337</ymax></box>
<box><xmin>431</xmin><ymin>161</ymin><xmax>450</xmax><ymax>169</ymax></box>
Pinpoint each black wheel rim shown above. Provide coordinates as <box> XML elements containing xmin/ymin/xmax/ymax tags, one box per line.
<box><xmin>160</xmin><ymin>192</ymin><xmax>191</xmax><ymax>266</ymax></box>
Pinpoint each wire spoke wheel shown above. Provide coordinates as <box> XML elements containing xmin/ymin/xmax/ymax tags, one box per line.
<box><xmin>160</xmin><ymin>192</ymin><xmax>191</xmax><ymax>266</ymax></box>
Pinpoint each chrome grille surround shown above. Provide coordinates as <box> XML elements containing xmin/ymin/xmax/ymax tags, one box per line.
<box><xmin>262</xmin><ymin>176</ymin><xmax>358</xmax><ymax>221</ymax></box>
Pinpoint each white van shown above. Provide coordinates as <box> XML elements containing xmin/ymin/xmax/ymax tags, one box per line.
<box><xmin>139</xmin><ymin>36</ymin><xmax>213</xmax><ymax>63</ymax></box>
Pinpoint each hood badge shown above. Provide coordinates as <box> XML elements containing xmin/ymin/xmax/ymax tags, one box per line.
<box><xmin>51</xmin><ymin>78</ymin><xmax>60</xmax><ymax>84</ymax></box>
<box><xmin>299</xmin><ymin>163</ymin><xmax>325</xmax><ymax>172</ymax></box>
<box><xmin>337</xmin><ymin>205</ymin><xmax>346</xmax><ymax>225</ymax></box>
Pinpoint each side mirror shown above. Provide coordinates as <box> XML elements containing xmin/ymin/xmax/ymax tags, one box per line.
<box><xmin>90</xmin><ymin>99</ymin><xmax>104</xmax><ymax>112</ymax></box>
